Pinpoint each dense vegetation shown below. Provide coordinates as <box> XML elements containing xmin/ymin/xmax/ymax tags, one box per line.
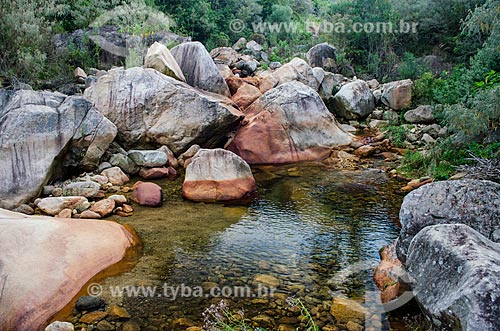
<box><xmin>0</xmin><ymin>0</ymin><xmax>498</xmax><ymax>178</ymax></box>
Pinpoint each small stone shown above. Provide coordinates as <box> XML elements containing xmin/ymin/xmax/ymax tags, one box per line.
<box><xmin>354</xmin><ymin>145</ymin><xmax>376</xmax><ymax>158</ymax></box>
<box><xmin>43</xmin><ymin>185</ymin><xmax>56</xmax><ymax>196</ymax></box>
<box><xmin>172</xmin><ymin>318</ymin><xmax>196</xmax><ymax>328</ymax></box>
<box><xmin>38</xmin><ymin>197</ymin><xmax>90</xmax><ymax>216</ymax></box>
<box><xmin>122</xmin><ymin>204</ymin><xmax>134</xmax><ymax>213</ymax></box>
<box><xmin>252</xmin><ymin>314</ymin><xmax>274</xmax><ymax>327</ymax></box>
<box><xmin>96</xmin><ymin>320</ymin><xmax>114</xmax><ymax>331</ymax></box>
<box><xmin>278</xmin><ymin>324</ymin><xmax>296</xmax><ymax>331</ymax></box>
<box><xmin>108</xmin><ymin>305</ymin><xmax>131</xmax><ymax>320</ymax></box>
<box><xmin>139</xmin><ymin>167</ymin><xmax>170</xmax><ymax>180</ymax></box>
<box><xmin>62</xmin><ymin>181</ymin><xmax>101</xmax><ymax>198</ymax></box>
<box><xmin>330</xmin><ymin>297</ymin><xmax>368</xmax><ymax>324</ymax></box>
<box><xmin>45</xmin><ymin>321</ymin><xmax>74</xmax><ymax>331</ymax></box>
<box><xmin>131</xmin><ymin>181</ymin><xmax>163</xmax><ymax>207</ymax></box>
<box><xmin>80</xmin><ymin>311</ymin><xmax>108</xmax><ymax>324</ymax></box>
<box><xmin>254</xmin><ymin>274</ymin><xmax>280</xmax><ymax>287</ymax></box>
<box><xmin>108</xmin><ymin>195</ymin><xmax>127</xmax><ymax>206</ymax></box>
<box><xmin>75</xmin><ymin>296</ymin><xmax>105</xmax><ymax>312</ymax></box>
<box><xmin>121</xmin><ymin>320</ymin><xmax>142</xmax><ymax>331</ymax></box>
<box><xmin>186</xmin><ymin>327</ymin><xmax>201</xmax><ymax>331</ymax></box>
<box><xmin>346</xmin><ymin>321</ymin><xmax>363</xmax><ymax>331</ymax></box>
<box><xmin>121</xmin><ymin>187</ymin><xmax>131</xmax><ymax>193</ymax></box>
<box><xmin>57</xmin><ymin>208</ymin><xmax>73</xmax><ymax>219</ymax></box>
<box><xmin>91</xmin><ymin>175</ymin><xmax>109</xmax><ymax>185</ymax></box>
<box><xmin>422</xmin><ymin>133</ymin><xmax>436</xmax><ymax>144</ymax></box>
<box><xmin>128</xmin><ymin>150</ymin><xmax>168</xmax><ymax>167</ymax></box>
<box><xmin>52</xmin><ymin>188</ymin><xmax>63</xmax><ymax>197</ymax></box>
<box><xmin>98</xmin><ymin>162</ymin><xmax>112</xmax><ymax>173</ymax></box>
<box><xmin>90</xmin><ymin>199</ymin><xmax>116</xmax><ymax>217</ymax></box>
<box><xmin>80</xmin><ymin>210</ymin><xmax>102</xmax><ymax>219</ymax></box>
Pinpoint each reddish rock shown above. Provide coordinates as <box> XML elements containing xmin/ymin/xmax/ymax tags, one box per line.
<box><xmin>101</xmin><ymin>167</ymin><xmax>130</xmax><ymax>186</ymax></box>
<box><xmin>0</xmin><ymin>208</ymin><xmax>136</xmax><ymax>331</ymax></box>
<box><xmin>231</xmin><ymin>84</ymin><xmax>262</xmax><ymax>110</ymax></box>
<box><xmin>226</xmin><ymin>76</ymin><xmax>246</xmax><ymax>95</ymax></box>
<box><xmin>139</xmin><ymin>167</ymin><xmax>170</xmax><ymax>180</ymax></box>
<box><xmin>373</xmin><ymin>240</ymin><xmax>407</xmax><ymax>303</ymax></box>
<box><xmin>227</xmin><ymin>81</ymin><xmax>352</xmax><ymax>165</ymax></box>
<box><xmin>401</xmin><ymin>178</ymin><xmax>433</xmax><ymax>193</ymax></box>
<box><xmin>354</xmin><ymin>145</ymin><xmax>376</xmax><ymax>158</ymax></box>
<box><xmin>166</xmin><ymin>166</ymin><xmax>178</xmax><ymax>180</ymax></box>
<box><xmin>131</xmin><ymin>182</ymin><xmax>163</xmax><ymax>207</ymax></box>
<box><xmin>183</xmin><ymin>149</ymin><xmax>256</xmax><ymax>202</ymax></box>
<box><xmin>80</xmin><ymin>210</ymin><xmax>101</xmax><ymax>219</ymax></box>
<box><xmin>90</xmin><ymin>199</ymin><xmax>116</xmax><ymax>217</ymax></box>
<box><xmin>242</xmin><ymin>76</ymin><xmax>260</xmax><ymax>87</ymax></box>
<box><xmin>57</xmin><ymin>208</ymin><xmax>72</xmax><ymax>219</ymax></box>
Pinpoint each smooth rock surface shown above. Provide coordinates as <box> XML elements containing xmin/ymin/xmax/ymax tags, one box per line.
<box><xmin>404</xmin><ymin>105</ymin><xmax>435</xmax><ymax>123</ymax></box>
<box><xmin>227</xmin><ymin>81</ymin><xmax>352</xmax><ymax>164</ymax></box>
<box><xmin>0</xmin><ymin>209</ymin><xmax>135</xmax><ymax>331</ymax></box>
<box><xmin>262</xmin><ymin>58</ymin><xmax>320</xmax><ymax>91</ymax></box>
<box><xmin>183</xmin><ymin>149</ymin><xmax>256</xmax><ymax>202</ymax></box>
<box><xmin>131</xmin><ymin>181</ymin><xmax>163</xmax><ymax>207</ymax></box>
<box><xmin>84</xmin><ymin>67</ymin><xmax>243</xmax><ymax>153</ymax></box>
<box><xmin>144</xmin><ymin>41</ymin><xmax>186</xmax><ymax>81</ymax></box>
<box><xmin>0</xmin><ymin>90</ymin><xmax>111</xmax><ymax>209</ymax></box>
<box><xmin>37</xmin><ymin>196</ymin><xmax>90</xmax><ymax>216</ymax></box>
<box><xmin>396</xmin><ymin>180</ymin><xmax>500</xmax><ymax>263</ymax></box>
<box><xmin>171</xmin><ymin>41</ymin><xmax>230</xmax><ymax>96</ymax></box>
<box><xmin>62</xmin><ymin>181</ymin><xmax>101</xmax><ymax>198</ymax></box>
<box><xmin>381</xmin><ymin>79</ymin><xmax>413</xmax><ymax>110</ymax></box>
<box><xmin>101</xmin><ymin>167</ymin><xmax>130</xmax><ymax>186</ymax></box>
<box><xmin>306</xmin><ymin>43</ymin><xmax>337</xmax><ymax>70</ymax></box>
<box><xmin>332</xmin><ymin>80</ymin><xmax>375</xmax><ymax>119</ymax></box>
<box><xmin>407</xmin><ymin>224</ymin><xmax>500</xmax><ymax>331</ymax></box>
<box><xmin>128</xmin><ymin>150</ymin><xmax>168</xmax><ymax>167</ymax></box>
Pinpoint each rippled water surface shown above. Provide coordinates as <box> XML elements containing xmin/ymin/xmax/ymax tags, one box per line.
<box><xmin>90</xmin><ymin>164</ymin><xmax>411</xmax><ymax>330</ymax></box>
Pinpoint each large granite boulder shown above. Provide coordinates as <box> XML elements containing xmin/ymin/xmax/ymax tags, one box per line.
<box><xmin>396</xmin><ymin>180</ymin><xmax>500</xmax><ymax>263</ymax></box>
<box><xmin>306</xmin><ymin>43</ymin><xmax>337</xmax><ymax>70</ymax></box>
<box><xmin>183</xmin><ymin>149</ymin><xmax>256</xmax><ymax>202</ymax></box>
<box><xmin>171</xmin><ymin>41</ymin><xmax>230</xmax><ymax>96</ymax></box>
<box><xmin>260</xmin><ymin>58</ymin><xmax>320</xmax><ymax>92</ymax></box>
<box><xmin>381</xmin><ymin>79</ymin><xmax>413</xmax><ymax>110</ymax></box>
<box><xmin>144</xmin><ymin>41</ymin><xmax>186</xmax><ymax>82</ymax></box>
<box><xmin>0</xmin><ymin>208</ymin><xmax>136</xmax><ymax>331</ymax></box>
<box><xmin>332</xmin><ymin>80</ymin><xmax>375</xmax><ymax>119</ymax></box>
<box><xmin>227</xmin><ymin>81</ymin><xmax>352</xmax><ymax>164</ymax></box>
<box><xmin>0</xmin><ymin>90</ymin><xmax>115</xmax><ymax>210</ymax></box>
<box><xmin>407</xmin><ymin>224</ymin><xmax>500</xmax><ymax>331</ymax></box>
<box><xmin>84</xmin><ymin>67</ymin><xmax>244</xmax><ymax>154</ymax></box>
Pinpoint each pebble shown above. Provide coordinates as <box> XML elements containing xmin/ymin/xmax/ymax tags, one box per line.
<box><xmin>75</xmin><ymin>296</ymin><xmax>105</xmax><ymax>312</ymax></box>
<box><xmin>45</xmin><ymin>321</ymin><xmax>74</xmax><ymax>331</ymax></box>
<box><xmin>108</xmin><ymin>305</ymin><xmax>131</xmax><ymax>320</ymax></box>
<box><xmin>79</xmin><ymin>311</ymin><xmax>108</xmax><ymax>324</ymax></box>
<box><xmin>80</xmin><ymin>210</ymin><xmax>102</xmax><ymax>219</ymax></box>
<box><xmin>57</xmin><ymin>208</ymin><xmax>73</xmax><ymax>219</ymax></box>
<box><xmin>96</xmin><ymin>320</ymin><xmax>114</xmax><ymax>331</ymax></box>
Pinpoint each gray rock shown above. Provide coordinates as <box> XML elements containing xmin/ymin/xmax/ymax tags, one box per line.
<box><xmin>404</xmin><ymin>105</ymin><xmax>435</xmax><ymax>124</ymax></box>
<box><xmin>210</xmin><ymin>47</ymin><xmax>239</xmax><ymax>66</ymax></box>
<box><xmin>246</xmin><ymin>40</ymin><xmax>263</xmax><ymax>53</ymax></box>
<box><xmin>332</xmin><ymin>80</ymin><xmax>375</xmax><ymax>119</ymax></box>
<box><xmin>306</xmin><ymin>43</ymin><xmax>337</xmax><ymax>70</ymax></box>
<box><xmin>397</xmin><ymin>180</ymin><xmax>500</xmax><ymax>263</ymax></box>
<box><xmin>319</xmin><ymin>72</ymin><xmax>343</xmax><ymax>100</ymax></box>
<box><xmin>45</xmin><ymin>321</ymin><xmax>74</xmax><ymax>331</ymax></box>
<box><xmin>382</xmin><ymin>109</ymin><xmax>400</xmax><ymax>124</ymax></box>
<box><xmin>263</xmin><ymin>58</ymin><xmax>320</xmax><ymax>91</ymax></box>
<box><xmin>407</xmin><ymin>224</ymin><xmax>500</xmax><ymax>331</ymax></box>
<box><xmin>171</xmin><ymin>41</ymin><xmax>230</xmax><ymax>96</ymax></box>
<box><xmin>422</xmin><ymin>124</ymin><xmax>442</xmax><ymax>138</ymax></box>
<box><xmin>232</xmin><ymin>37</ymin><xmax>247</xmax><ymax>51</ymax></box>
<box><xmin>12</xmin><ymin>204</ymin><xmax>35</xmax><ymax>215</ymax></box>
<box><xmin>178</xmin><ymin>144</ymin><xmax>201</xmax><ymax>168</ymax></box>
<box><xmin>109</xmin><ymin>153</ymin><xmax>139</xmax><ymax>175</ymax></box>
<box><xmin>381</xmin><ymin>79</ymin><xmax>413</xmax><ymax>110</ymax></box>
<box><xmin>269</xmin><ymin>62</ymin><xmax>282</xmax><ymax>70</ymax></box>
<box><xmin>98</xmin><ymin>162</ymin><xmax>112</xmax><ymax>173</ymax></box>
<box><xmin>84</xmin><ymin>67</ymin><xmax>243</xmax><ymax>154</ymax></box>
<box><xmin>62</xmin><ymin>181</ymin><xmax>101</xmax><ymax>198</ymax></box>
<box><xmin>312</xmin><ymin>67</ymin><xmax>325</xmax><ymax>85</ymax></box>
<box><xmin>237</xmin><ymin>61</ymin><xmax>258</xmax><ymax>76</ymax></box>
<box><xmin>128</xmin><ymin>150</ymin><xmax>168</xmax><ymax>167</ymax></box>
<box><xmin>422</xmin><ymin>133</ymin><xmax>436</xmax><ymax>144</ymax></box>
<box><xmin>75</xmin><ymin>295</ymin><xmax>105</xmax><ymax>311</ymax></box>
<box><xmin>0</xmin><ymin>90</ymin><xmax>110</xmax><ymax>209</ymax></box>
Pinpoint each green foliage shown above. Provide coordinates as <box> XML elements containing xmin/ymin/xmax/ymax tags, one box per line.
<box><xmin>387</xmin><ymin>125</ymin><xmax>408</xmax><ymax>148</ymax></box>
<box><xmin>398</xmin><ymin>52</ymin><xmax>424</xmax><ymax>80</ymax></box>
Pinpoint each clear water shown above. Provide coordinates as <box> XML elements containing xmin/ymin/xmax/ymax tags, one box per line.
<box><xmin>83</xmin><ymin>164</ymin><xmax>410</xmax><ymax>330</ymax></box>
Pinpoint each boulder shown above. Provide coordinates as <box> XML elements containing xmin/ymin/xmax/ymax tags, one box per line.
<box><xmin>227</xmin><ymin>81</ymin><xmax>352</xmax><ymax>164</ymax></box>
<box><xmin>231</xmin><ymin>83</ymin><xmax>262</xmax><ymax>109</ymax></box>
<box><xmin>396</xmin><ymin>180</ymin><xmax>500</xmax><ymax>263</ymax></box>
<box><xmin>171</xmin><ymin>42</ymin><xmax>230</xmax><ymax>96</ymax></box>
<box><xmin>261</xmin><ymin>58</ymin><xmax>319</xmax><ymax>91</ymax></box>
<box><xmin>144</xmin><ymin>42</ymin><xmax>186</xmax><ymax>81</ymax></box>
<box><xmin>101</xmin><ymin>166</ymin><xmax>130</xmax><ymax>186</ymax></box>
<box><xmin>139</xmin><ymin>167</ymin><xmax>170</xmax><ymax>180</ymax></box>
<box><xmin>373</xmin><ymin>240</ymin><xmax>406</xmax><ymax>303</ymax></box>
<box><xmin>128</xmin><ymin>150</ymin><xmax>168</xmax><ymax>167</ymax></box>
<box><xmin>381</xmin><ymin>79</ymin><xmax>413</xmax><ymax>110</ymax></box>
<box><xmin>404</xmin><ymin>105</ymin><xmax>435</xmax><ymax>124</ymax></box>
<box><xmin>84</xmin><ymin>67</ymin><xmax>243</xmax><ymax>153</ymax></box>
<box><xmin>0</xmin><ymin>208</ymin><xmax>136</xmax><ymax>331</ymax></box>
<box><xmin>109</xmin><ymin>153</ymin><xmax>140</xmax><ymax>175</ymax></box>
<box><xmin>62</xmin><ymin>181</ymin><xmax>101</xmax><ymax>198</ymax></box>
<box><xmin>131</xmin><ymin>181</ymin><xmax>163</xmax><ymax>207</ymax></box>
<box><xmin>319</xmin><ymin>73</ymin><xmax>344</xmax><ymax>100</ymax></box>
<box><xmin>210</xmin><ymin>47</ymin><xmax>239</xmax><ymax>66</ymax></box>
<box><xmin>306</xmin><ymin>43</ymin><xmax>337</xmax><ymax>70</ymax></box>
<box><xmin>64</xmin><ymin>107</ymin><xmax>117</xmax><ymax>171</ymax></box>
<box><xmin>407</xmin><ymin>224</ymin><xmax>500</xmax><ymax>331</ymax></box>
<box><xmin>36</xmin><ymin>196</ymin><xmax>90</xmax><ymax>216</ymax></box>
<box><xmin>0</xmin><ymin>90</ymin><xmax>113</xmax><ymax>210</ymax></box>
<box><xmin>246</xmin><ymin>40</ymin><xmax>263</xmax><ymax>53</ymax></box>
<box><xmin>158</xmin><ymin>145</ymin><xmax>178</xmax><ymax>168</ymax></box>
<box><xmin>332</xmin><ymin>80</ymin><xmax>375</xmax><ymax>119</ymax></box>
<box><xmin>183</xmin><ymin>149</ymin><xmax>256</xmax><ymax>202</ymax></box>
